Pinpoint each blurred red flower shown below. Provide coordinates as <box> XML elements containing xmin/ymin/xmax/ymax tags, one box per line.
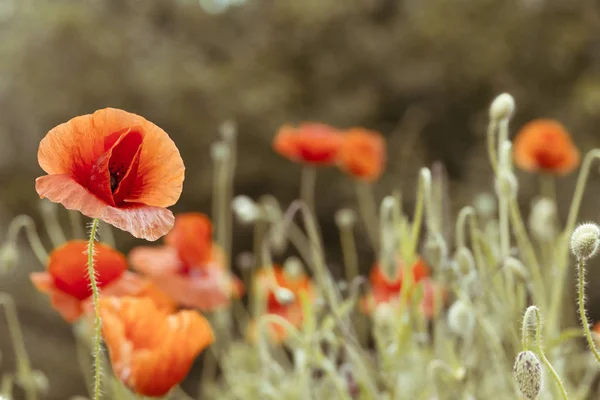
<box><xmin>338</xmin><ymin>128</ymin><xmax>386</xmax><ymax>182</ymax></box>
<box><xmin>273</xmin><ymin>123</ymin><xmax>344</xmax><ymax>165</ymax></box>
<box><xmin>129</xmin><ymin>213</ymin><xmax>244</xmax><ymax>311</ymax></box>
<box><xmin>513</xmin><ymin>119</ymin><xmax>580</xmax><ymax>175</ymax></box>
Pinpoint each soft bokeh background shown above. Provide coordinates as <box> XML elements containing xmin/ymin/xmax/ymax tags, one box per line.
<box><xmin>1</xmin><ymin>0</ymin><xmax>600</xmax><ymax>398</ymax></box>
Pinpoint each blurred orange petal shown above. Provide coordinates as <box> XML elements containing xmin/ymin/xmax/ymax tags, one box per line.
<box><xmin>338</xmin><ymin>128</ymin><xmax>386</xmax><ymax>181</ymax></box>
<box><xmin>273</xmin><ymin>123</ymin><xmax>343</xmax><ymax>165</ymax></box>
<box><xmin>513</xmin><ymin>119</ymin><xmax>580</xmax><ymax>175</ymax></box>
<box><xmin>164</xmin><ymin>213</ymin><xmax>213</xmax><ymax>268</ymax></box>
<box><xmin>100</xmin><ymin>296</ymin><xmax>213</xmax><ymax>397</ymax></box>
<box><xmin>31</xmin><ymin>272</ymin><xmax>83</xmax><ymax>322</ymax></box>
<box><xmin>36</xmin><ymin>108</ymin><xmax>183</xmax><ymax>241</ymax></box>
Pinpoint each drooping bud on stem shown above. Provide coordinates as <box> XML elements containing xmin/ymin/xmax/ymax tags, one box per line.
<box><xmin>513</xmin><ymin>351</ymin><xmax>543</xmax><ymax>400</ymax></box>
<box><xmin>571</xmin><ymin>223</ymin><xmax>600</xmax><ymax>260</ymax></box>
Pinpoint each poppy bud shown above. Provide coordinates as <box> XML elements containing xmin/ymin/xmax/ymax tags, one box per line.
<box><xmin>571</xmin><ymin>223</ymin><xmax>600</xmax><ymax>260</ymax></box>
<box><xmin>513</xmin><ymin>351</ymin><xmax>543</xmax><ymax>399</ymax></box>
<box><xmin>335</xmin><ymin>208</ymin><xmax>357</xmax><ymax>228</ymax></box>
<box><xmin>447</xmin><ymin>300</ymin><xmax>475</xmax><ymax>337</ymax></box>
<box><xmin>373</xmin><ymin>302</ymin><xmax>395</xmax><ymax>330</ymax></box>
<box><xmin>232</xmin><ymin>195</ymin><xmax>260</xmax><ymax>224</ymax></box>
<box><xmin>473</xmin><ymin>192</ymin><xmax>497</xmax><ymax>219</ymax></box>
<box><xmin>529</xmin><ymin>197</ymin><xmax>557</xmax><ymax>241</ymax></box>
<box><xmin>0</xmin><ymin>242</ymin><xmax>18</xmax><ymax>273</ymax></box>
<box><xmin>489</xmin><ymin>93</ymin><xmax>515</xmax><ymax>121</ymax></box>
<box><xmin>495</xmin><ymin>171</ymin><xmax>518</xmax><ymax>200</ymax></box>
<box><xmin>210</xmin><ymin>141</ymin><xmax>230</xmax><ymax>162</ymax></box>
<box><xmin>283</xmin><ymin>256</ymin><xmax>305</xmax><ymax>281</ymax></box>
<box><xmin>274</xmin><ymin>287</ymin><xmax>295</xmax><ymax>305</ymax></box>
<box><xmin>454</xmin><ymin>247</ymin><xmax>476</xmax><ymax>276</ymax></box>
<box><xmin>504</xmin><ymin>257</ymin><xmax>529</xmax><ymax>282</ymax></box>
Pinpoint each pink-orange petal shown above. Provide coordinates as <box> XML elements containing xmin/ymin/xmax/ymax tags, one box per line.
<box><xmin>36</xmin><ymin>174</ymin><xmax>174</xmax><ymax>241</ymax></box>
<box><xmin>30</xmin><ymin>272</ymin><xmax>84</xmax><ymax>322</ymax></box>
<box><xmin>164</xmin><ymin>213</ymin><xmax>213</xmax><ymax>268</ymax></box>
<box><xmin>129</xmin><ymin>246</ymin><xmax>185</xmax><ymax>276</ymax></box>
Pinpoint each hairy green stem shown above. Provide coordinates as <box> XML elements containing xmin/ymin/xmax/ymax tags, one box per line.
<box><xmin>577</xmin><ymin>258</ymin><xmax>600</xmax><ymax>365</ymax></box>
<box><xmin>87</xmin><ymin>218</ymin><xmax>102</xmax><ymax>400</ymax></box>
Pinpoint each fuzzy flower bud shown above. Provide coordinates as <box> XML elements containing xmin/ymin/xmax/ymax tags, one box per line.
<box><xmin>210</xmin><ymin>140</ymin><xmax>230</xmax><ymax>162</ymax></box>
<box><xmin>373</xmin><ymin>302</ymin><xmax>395</xmax><ymax>328</ymax></box>
<box><xmin>274</xmin><ymin>287</ymin><xmax>295</xmax><ymax>305</ymax></box>
<box><xmin>495</xmin><ymin>171</ymin><xmax>518</xmax><ymax>200</ymax></box>
<box><xmin>489</xmin><ymin>93</ymin><xmax>515</xmax><ymax>121</ymax></box>
<box><xmin>0</xmin><ymin>242</ymin><xmax>18</xmax><ymax>273</ymax></box>
<box><xmin>571</xmin><ymin>223</ymin><xmax>600</xmax><ymax>260</ymax></box>
<box><xmin>232</xmin><ymin>195</ymin><xmax>260</xmax><ymax>224</ymax></box>
<box><xmin>504</xmin><ymin>257</ymin><xmax>529</xmax><ymax>281</ymax></box>
<box><xmin>335</xmin><ymin>208</ymin><xmax>357</xmax><ymax>228</ymax></box>
<box><xmin>454</xmin><ymin>247</ymin><xmax>476</xmax><ymax>276</ymax></box>
<box><xmin>513</xmin><ymin>351</ymin><xmax>543</xmax><ymax>399</ymax></box>
<box><xmin>447</xmin><ymin>300</ymin><xmax>475</xmax><ymax>337</ymax></box>
<box><xmin>283</xmin><ymin>256</ymin><xmax>305</xmax><ymax>281</ymax></box>
<box><xmin>528</xmin><ymin>197</ymin><xmax>557</xmax><ymax>241</ymax></box>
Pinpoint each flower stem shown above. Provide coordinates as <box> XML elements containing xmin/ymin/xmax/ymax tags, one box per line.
<box><xmin>87</xmin><ymin>218</ymin><xmax>102</xmax><ymax>400</ymax></box>
<box><xmin>577</xmin><ymin>258</ymin><xmax>600</xmax><ymax>365</ymax></box>
<box><xmin>0</xmin><ymin>293</ymin><xmax>36</xmax><ymax>400</ymax></box>
<box><xmin>69</xmin><ymin>211</ymin><xmax>85</xmax><ymax>239</ymax></box>
<box><xmin>530</xmin><ymin>307</ymin><xmax>569</xmax><ymax>400</ymax></box>
<box><xmin>7</xmin><ymin>215</ymin><xmax>48</xmax><ymax>265</ymax></box>
<box><xmin>300</xmin><ymin>166</ymin><xmax>317</xmax><ymax>216</ymax></box>
<box><xmin>355</xmin><ymin>181</ymin><xmax>380</xmax><ymax>253</ymax></box>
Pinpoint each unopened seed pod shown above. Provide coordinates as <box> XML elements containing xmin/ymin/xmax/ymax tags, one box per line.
<box><xmin>571</xmin><ymin>223</ymin><xmax>600</xmax><ymax>260</ymax></box>
<box><xmin>489</xmin><ymin>93</ymin><xmax>515</xmax><ymax>121</ymax></box>
<box><xmin>447</xmin><ymin>300</ymin><xmax>475</xmax><ymax>337</ymax></box>
<box><xmin>513</xmin><ymin>351</ymin><xmax>543</xmax><ymax>399</ymax></box>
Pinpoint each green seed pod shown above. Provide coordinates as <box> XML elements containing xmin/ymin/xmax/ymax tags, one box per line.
<box><xmin>571</xmin><ymin>223</ymin><xmax>600</xmax><ymax>260</ymax></box>
<box><xmin>513</xmin><ymin>351</ymin><xmax>543</xmax><ymax>399</ymax></box>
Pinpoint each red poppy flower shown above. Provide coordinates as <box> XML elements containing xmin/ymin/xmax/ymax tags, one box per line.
<box><xmin>100</xmin><ymin>296</ymin><xmax>214</xmax><ymax>397</ymax></box>
<box><xmin>248</xmin><ymin>266</ymin><xmax>315</xmax><ymax>343</ymax></box>
<box><xmin>273</xmin><ymin>123</ymin><xmax>344</xmax><ymax>165</ymax></box>
<box><xmin>129</xmin><ymin>213</ymin><xmax>244</xmax><ymax>311</ymax></box>
<box><xmin>361</xmin><ymin>257</ymin><xmax>430</xmax><ymax>313</ymax></box>
<box><xmin>338</xmin><ymin>128</ymin><xmax>386</xmax><ymax>182</ymax></box>
<box><xmin>35</xmin><ymin>108</ymin><xmax>185</xmax><ymax>241</ymax></box>
<box><xmin>513</xmin><ymin>119</ymin><xmax>580</xmax><ymax>175</ymax></box>
<box><xmin>30</xmin><ymin>240</ymin><xmax>128</xmax><ymax>322</ymax></box>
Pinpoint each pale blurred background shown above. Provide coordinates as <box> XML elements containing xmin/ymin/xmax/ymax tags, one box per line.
<box><xmin>1</xmin><ymin>0</ymin><xmax>600</xmax><ymax>398</ymax></box>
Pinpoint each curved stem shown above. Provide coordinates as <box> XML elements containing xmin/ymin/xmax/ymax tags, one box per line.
<box><xmin>0</xmin><ymin>293</ymin><xmax>36</xmax><ymax>400</ymax></box>
<box><xmin>532</xmin><ymin>307</ymin><xmax>569</xmax><ymax>400</ymax></box>
<box><xmin>39</xmin><ymin>201</ymin><xmax>67</xmax><ymax>248</ymax></box>
<box><xmin>87</xmin><ymin>218</ymin><xmax>102</xmax><ymax>400</ymax></box>
<box><xmin>487</xmin><ymin>119</ymin><xmax>499</xmax><ymax>174</ymax></box>
<box><xmin>7</xmin><ymin>215</ymin><xmax>48</xmax><ymax>265</ymax></box>
<box><xmin>577</xmin><ymin>258</ymin><xmax>600</xmax><ymax>365</ymax></box>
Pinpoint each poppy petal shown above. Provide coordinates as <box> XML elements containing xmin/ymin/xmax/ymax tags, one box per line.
<box><xmin>129</xmin><ymin>246</ymin><xmax>184</xmax><ymax>276</ymax></box>
<box><xmin>36</xmin><ymin>174</ymin><xmax>174</xmax><ymax>241</ymax></box>
<box><xmin>100</xmin><ymin>297</ymin><xmax>213</xmax><ymax>397</ymax></box>
<box><xmin>164</xmin><ymin>213</ymin><xmax>213</xmax><ymax>267</ymax></box>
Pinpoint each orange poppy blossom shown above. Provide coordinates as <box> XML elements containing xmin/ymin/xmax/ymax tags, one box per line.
<box><xmin>338</xmin><ymin>128</ymin><xmax>386</xmax><ymax>182</ymax></box>
<box><xmin>30</xmin><ymin>240</ymin><xmax>175</xmax><ymax>322</ymax></box>
<box><xmin>361</xmin><ymin>257</ymin><xmax>433</xmax><ymax>314</ymax></box>
<box><xmin>99</xmin><ymin>296</ymin><xmax>214</xmax><ymax>397</ymax></box>
<box><xmin>129</xmin><ymin>212</ymin><xmax>244</xmax><ymax>311</ymax></box>
<box><xmin>513</xmin><ymin>119</ymin><xmax>580</xmax><ymax>175</ymax></box>
<box><xmin>35</xmin><ymin>108</ymin><xmax>185</xmax><ymax>241</ymax></box>
<box><xmin>249</xmin><ymin>266</ymin><xmax>315</xmax><ymax>343</ymax></box>
<box><xmin>273</xmin><ymin>123</ymin><xmax>344</xmax><ymax>165</ymax></box>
